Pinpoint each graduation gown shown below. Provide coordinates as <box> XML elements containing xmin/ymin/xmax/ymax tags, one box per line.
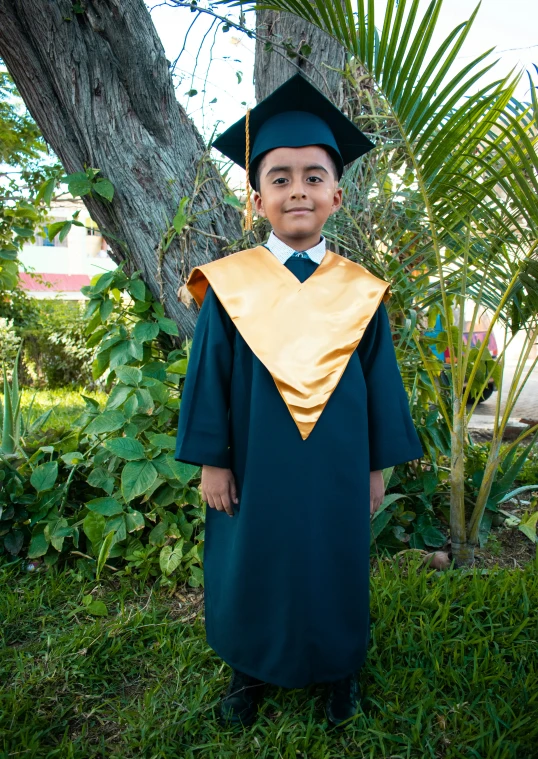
<box><xmin>175</xmin><ymin>253</ymin><xmax>423</xmax><ymax>689</ymax></box>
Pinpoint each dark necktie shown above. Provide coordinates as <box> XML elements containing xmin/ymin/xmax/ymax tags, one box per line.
<box><xmin>290</xmin><ymin>251</ymin><xmax>309</xmax><ymax>259</ymax></box>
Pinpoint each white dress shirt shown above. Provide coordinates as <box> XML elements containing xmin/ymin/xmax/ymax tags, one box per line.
<box><xmin>264</xmin><ymin>230</ymin><xmax>326</xmax><ymax>265</ymax></box>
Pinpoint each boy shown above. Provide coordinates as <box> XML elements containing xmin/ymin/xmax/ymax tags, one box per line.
<box><xmin>175</xmin><ymin>74</ymin><xmax>423</xmax><ymax>728</ymax></box>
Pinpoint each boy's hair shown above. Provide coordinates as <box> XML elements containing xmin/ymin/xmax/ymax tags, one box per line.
<box><xmin>254</xmin><ymin>145</ymin><xmax>340</xmax><ymax>193</ymax></box>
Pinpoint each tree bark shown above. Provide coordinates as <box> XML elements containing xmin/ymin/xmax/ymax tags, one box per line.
<box><xmin>0</xmin><ymin>0</ymin><xmax>242</xmax><ymax>339</ymax></box>
<box><xmin>254</xmin><ymin>8</ymin><xmax>346</xmax><ymax>104</ymax></box>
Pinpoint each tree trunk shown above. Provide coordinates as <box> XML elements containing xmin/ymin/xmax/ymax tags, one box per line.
<box><xmin>450</xmin><ymin>403</ymin><xmax>475</xmax><ymax>566</ymax></box>
<box><xmin>0</xmin><ymin>0</ymin><xmax>242</xmax><ymax>339</ymax></box>
<box><xmin>254</xmin><ymin>8</ymin><xmax>346</xmax><ymax>104</ymax></box>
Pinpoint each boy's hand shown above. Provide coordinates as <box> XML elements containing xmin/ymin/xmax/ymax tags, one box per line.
<box><xmin>370</xmin><ymin>470</ymin><xmax>385</xmax><ymax>517</ymax></box>
<box><xmin>201</xmin><ymin>465</ymin><xmax>239</xmax><ymax>517</ymax></box>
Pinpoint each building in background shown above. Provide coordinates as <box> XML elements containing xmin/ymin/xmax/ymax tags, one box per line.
<box><xmin>18</xmin><ymin>198</ymin><xmax>116</xmax><ymax>301</ymax></box>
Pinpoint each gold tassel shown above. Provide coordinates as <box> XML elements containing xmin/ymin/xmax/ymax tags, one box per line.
<box><xmin>244</xmin><ymin>107</ymin><xmax>253</xmax><ymax>232</ymax></box>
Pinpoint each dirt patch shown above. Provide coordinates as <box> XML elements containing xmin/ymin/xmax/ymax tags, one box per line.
<box><xmin>475</xmin><ymin>525</ymin><xmax>537</xmax><ymax>569</ymax></box>
<box><xmin>167</xmin><ymin>585</ymin><xmax>205</xmax><ymax>624</ymax></box>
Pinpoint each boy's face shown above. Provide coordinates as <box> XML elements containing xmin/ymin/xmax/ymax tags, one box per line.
<box><xmin>253</xmin><ymin>145</ymin><xmax>343</xmax><ymax>249</ymax></box>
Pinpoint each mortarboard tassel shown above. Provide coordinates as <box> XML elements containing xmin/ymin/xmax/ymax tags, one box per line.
<box><xmin>244</xmin><ymin>107</ymin><xmax>253</xmax><ymax>232</ymax></box>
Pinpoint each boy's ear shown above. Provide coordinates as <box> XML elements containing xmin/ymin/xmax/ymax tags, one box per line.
<box><xmin>330</xmin><ymin>186</ymin><xmax>343</xmax><ymax>215</ymax></box>
<box><xmin>253</xmin><ymin>190</ymin><xmax>266</xmax><ymax>217</ymax></box>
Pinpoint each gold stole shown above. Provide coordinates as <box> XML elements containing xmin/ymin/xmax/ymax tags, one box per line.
<box><xmin>187</xmin><ymin>246</ymin><xmax>391</xmax><ymax>440</ymax></box>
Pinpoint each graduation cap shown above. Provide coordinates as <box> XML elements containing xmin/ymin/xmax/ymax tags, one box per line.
<box><xmin>212</xmin><ymin>73</ymin><xmax>376</xmax><ymax>230</ymax></box>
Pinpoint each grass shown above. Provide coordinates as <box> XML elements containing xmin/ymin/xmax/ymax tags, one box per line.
<box><xmin>15</xmin><ymin>387</ymin><xmax>108</xmax><ymax>431</ymax></box>
<box><xmin>1</xmin><ymin>557</ymin><xmax>537</xmax><ymax>759</ymax></box>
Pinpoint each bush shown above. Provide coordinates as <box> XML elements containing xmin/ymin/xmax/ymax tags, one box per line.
<box><xmin>1</xmin><ymin>287</ymin><xmax>97</xmax><ymax>388</ymax></box>
<box><xmin>0</xmin><ymin>265</ymin><xmax>204</xmax><ymax>589</ymax></box>
<box><xmin>18</xmin><ymin>300</ymin><xmax>97</xmax><ymax>388</ymax></box>
<box><xmin>0</xmin><ymin>316</ymin><xmax>21</xmax><ymax>371</ymax></box>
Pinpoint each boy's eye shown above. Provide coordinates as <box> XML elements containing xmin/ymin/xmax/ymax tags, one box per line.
<box><xmin>272</xmin><ymin>177</ymin><xmax>288</xmax><ymax>184</ymax></box>
<box><xmin>307</xmin><ymin>175</ymin><xmax>322</xmax><ymax>183</ymax></box>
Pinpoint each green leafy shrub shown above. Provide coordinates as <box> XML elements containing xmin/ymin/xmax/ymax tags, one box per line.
<box><xmin>1</xmin><ymin>265</ymin><xmax>204</xmax><ymax>587</ymax></box>
<box><xmin>0</xmin><ymin>316</ymin><xmax>21</xmax><ymax>369</ymax></box>
<box><xmin>19</xmin><ymin>300</ymin><xmax>97</xmax><ymax>388</ymax></box>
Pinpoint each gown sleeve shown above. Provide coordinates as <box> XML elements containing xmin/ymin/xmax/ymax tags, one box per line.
<box><xmin>174</xmin><ymin>284</ymin><xmax>234</xmax><ymax>469</ymax></box>
<box><xmin>357</xmin><ymin>300</ymin><xmax>423</xmax><ymax>471</ymax></box>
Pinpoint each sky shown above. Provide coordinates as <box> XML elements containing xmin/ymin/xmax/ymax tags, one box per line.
<box><xmin>148</xmin><ymin>0</ymin><xmax>538</xmax><ymax>165</ymax></box>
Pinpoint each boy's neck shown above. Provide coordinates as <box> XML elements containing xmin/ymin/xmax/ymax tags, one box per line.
<box><xmin>270</xmin><ymin>229</ymin><xmax>323</xmax><ymax>251</ymax></box>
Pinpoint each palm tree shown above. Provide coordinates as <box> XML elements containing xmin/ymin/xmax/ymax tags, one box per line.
<box><xmin>222</xmin><ymin>0</ymin><xmax>538</xmax><ymax>564</ymax></box>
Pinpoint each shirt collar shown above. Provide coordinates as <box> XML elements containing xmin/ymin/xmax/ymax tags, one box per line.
<box><xmin>265</xmin><ymin>230</ymin><xmax>326</xmax><ymax>265</ymax></box>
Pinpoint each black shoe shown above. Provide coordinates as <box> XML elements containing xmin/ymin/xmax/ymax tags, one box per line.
<box><xmin>325</xmin><ymin>672</ymin><xmax>361</xmax><ymax>726</ymax></box>
<box><xmin>218</xmin><ymin>668</ymin><xmax>265</xmax><ymax>727</ymax></box>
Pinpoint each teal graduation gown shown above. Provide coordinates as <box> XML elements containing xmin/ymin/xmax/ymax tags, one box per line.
<box><xmin>175</xmin><ymin>256</ymin><xmax>423</xmax><ymax>688</ymax></box>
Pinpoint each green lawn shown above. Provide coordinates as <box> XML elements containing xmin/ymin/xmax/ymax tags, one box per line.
<box><xmin>1</xmin><ymin>558</ymin><xmax>537</xmax><ymax>759</ymax></box>
<box><xmin>14</xmin><ymin>387</ymin><xmax>108</xmax><ymax>431</ymax></box>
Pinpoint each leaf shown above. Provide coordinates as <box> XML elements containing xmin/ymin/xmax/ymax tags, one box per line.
<box><xmin>105</xmin><ymin>384</ymin><xmax>133</xmax><ymax>410</ymax></box>
<box><xmin>3</xmin><ymin>530</ymin><xmax>24</xmax><ymax>555</ymax></box>
<box><xmin>157</xmin><ymin>317</ymin><xmax>179</xmax><ymax>336</ymax></box>
<box><xmin>371</xmin><ymin>508</ymin><xmax>394</xmax><ymax>540</ymax></box>
<box><xmin>128</xmin><ymin>279</ymin><xmax>146</xmax><ymax>301</ymax></box>
<box><xmin>125</xmin><ymin>509</ymin><xmax>145</xmax><ymax>532</ymax></box>
<box><xmin>30</xmin><ymin>461</ymin><xmax>58</xmax><ymax>493</ymax></box>
<box><xmin>149</xmin><ymin>521</ymin><xmax>168</xmax><ymax>547</ymax></box>
<box><xmin>222</xmin><ymin>194</ymin><xmax>243</xmax><ymax>210</ymax></box>
<box><xmin>166</xmin><ymin>457</ymin><xmax>200</xmax><ymax>485</ymax></box>
<box><xmin>134</xmin><ymin>388</ymin><xmax>154</xmax><ymax>415</ymax></box>
<box><xmin>151</xmin><ymin>454</ymin><xmax>175</xmax><ymax>479</ymax></box>
<box><xmin>92</xmin><ymin>349</ymin><xmax>111</xmax><ymax>380</ymax></box>
<box><xmin>96</xmin><ymin>530</ymin><xmax>115</xmax><ymax>580</ymax></box>
<box><xmin>106</xmin><ymin>515</ymin><xmax>127</xmax><ymax>544</ymax></box>
<box><xmin>114</xmin><ymin>365</ymin><xmax>142</xmax><ymax>386</ymax></box>
<box><xmin>141</xmin><ymin>362</ymin><xmax>167</xmax><ymax>381</ymax></box>
<box><xmin>85</xmin><ymin>410</ymin><xmax>125</xmax><ymax>435</ymax></box>
<box><xmin>173</xmin><ymin>197</ymin><xmax>190</xmax><ymax>235</ymax></box>
<box><xmin>58</xmin><ymin>221</ymin><xmax>72</xmax><ymax>243</ymax></box>
<box><xmin>159</xmin><ymin>541</ymin><xmax>184</xmax><ymax>576</ymax></box>
<box><xmin>44</xmin><ymin>518</ymin><xmax>71</xmax><ymax>552</ymax></box>
<box><xmin>122</xmin><ymin>394</ymin><xmax>139</xmax><ymax>419</ymax></box>
<box><xmin>109</xmin><ymin>340</ymin><xmax>135</xmax><ymax>370</ymax></box>
<box><xmin>12</xmin><ymin>225</ymin><xmax>35</xmax><ymax>238</ymax></box>
<box><xmin>145</xmin><ymin>379</ymin><xmax>169</xmax><ymax>405</ymax></box>
<box><xmin>60</xmin><ymin>451</ymin><xmax>85</xmax><ymax>466</ymax></box>
<box><xmin>121</xmin><ymin>460</ymin><xmax>158</xmax><ymax>503</ymax></box>
<box><xmin>518</xmin><ymin>511</ymin><xmax>538</xmax><ymax>544</ymax></box>
<box><xmin>93</xmin><ymin>178</ymin><xmax>114</xmax><ymax>202</ymax></box>
<box><xmin>167</xmin><ymin>359</ymin><xmax>188</xmax><ymax>375</ymax></box>
<box><xmin>148</xmin><ymin>434</ymin><xmax>176</xmax><ymax>450</ymax></box>
<box><xmin>65</xmin><ymin>171</ymin><xmax>93</xmax><ymax>197</ymax></box>
<box><xmin>86</xmin><ymin>497</ymin><xmax>124</xmax><ymax>517</ymax></box>
<box><xmin>103</xmin><ymin>437</ymin><xmax>145</xmax><ymax>460</ymax></box>
<box><xmin>83</xmin><ymin>511</ymin><xmax>106</xmax><ymax>544</ymax></box>
<box><xmin>186</xmin><ymin>89</ymin><xmax>198</xmax><ymax>97</ymax></box>
<box><xmin>371</xmin><ymin>493</ymin><xmax>405</xmax><ymax>520</ymax></box>
<box><xmin>36</xmin><ymin>176</ymin><xmax>56</xmax><ymax>205</ymax></box>
<box><xmin>86</xmin><ymin>600</ymin><xmax>108</xmax><ymax>617</ymax></box>
<box><xmin>92</xmin><ymin>270</ymin><xmax>115</xmax><ymax>294</ymax></box>
<box><xmin>28</xmin><ymin>531</ymin><xmax>49</xmax><ymax>558</ymax></box>
<box><xmin>100</xmin><ymin>298</ymin><xmax>114</xmax><ymax>322</ymax></box>
<box><xmin>189</xmin><ymin>565</ymin><xmax>204</xmax><ymax>588</ymax></box>
<box><xmin>87</xmin><ymin>467</ymin><xmax>115</xmax><ymax>494</ymax></box>
<box><xmin>133</xmin><ymin>321</ymin><xmax>160</xmax><ymax>343</ymax></box>
<box><xmin>419</xmin><ymin>525</ymin><xmax>446</xmax><ymax>548</ymax></box>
